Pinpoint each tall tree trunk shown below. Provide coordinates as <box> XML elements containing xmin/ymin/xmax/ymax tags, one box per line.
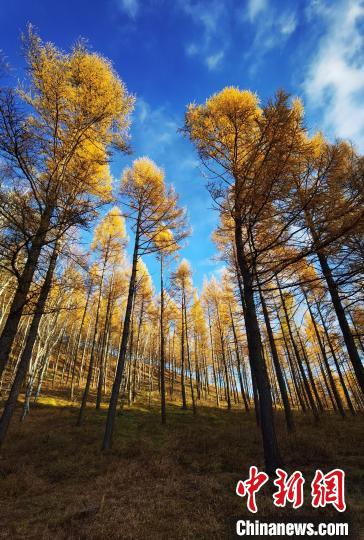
<box><xmin>304</xmin><ymin>209</ymin><xmax>364</xmax><ymax>394</ymax></box>
<box><xmin>215</xmin><ymin>300</ymin><xmax>231</xmax><ymax>410</ymax></box>
<box><xmin>0</xmin><ymin>240</ymin><xmax>58</xmax><ymax>448</ymax></box>
<box><xmin>160</xmin><ymin>255</ymin><xmax>167</xmax><ymax>424</ymax></box>
<box><xmin>0</xmin><ymin>208</ymin><xmax>52</xmax><ymax>377</ymax></box>
<box><xmin>77</xmin><ymin>247</ymin><xmax>108</xmax><ymax>426</ymax></box>
<box><xmin>257</xmin><ymin>283</ymin><xmax>294</xmax><ymax>432</ymax></box>
<box><xmin>77</xmin><ymin>317</ymin><xmax>92</xmax><ymax>389</ymax></box>
<box><xmin>229</xmin><ymin>303</ymin><xmax>250</xmax><ymax>412</ymax></box>
<box><xmin>317</xmin><ymin>250</ymin><xmax>364</xmax><ymax>394</ymax></box>
<box><xmin>70</xmin><ymin>284</ymin><xmax>92</xmax><ymax>401</ymax></box>
<box><xmin>278</xmin><ymin>314</ymin><xmax>307</xmax><ymax>413</ymax></box>
<box><xmin>180</xmin><ymin>295</ymin><xmax>187</xmax><ymax>410</ymax></box>
<box><xmin>207</xmin><ymin>307</ymin><xmax>220</xmax><ymax>408</ymax></box>
<box><xmin>277</xmin><ymin>280</ymin><xmax>320</xmax><ymax>422</ymax></box>
<box><xmin>102</xmin><ymin>216</ymin><xmax>140</xmax><ymax>451</ymax></box>
<box><xmin>194</xmin><ymin>334</ymin><xmax>201</xmax><ymax>400</ymax></box>
<box><xmin>296</xmin><ymin>330</ymin><xmax>324</xmax><ymax>413</ymax></box>
<box><xmin>302</xmin><ymin>289</ymin><xmax>345</xmax><ymax>418</ymax></box>
<box><xmin>96</xmin><ymin>277</ymin><xmax>114</xmax><ymax>410</ymax></box>
<box><xmin>316</xmin><ymin>301</ymin><xmax>355</xmax><ymax>415</ymax></box>
<box><xmin>52</xmin><ymin>326</ymin><xmax>66</xmax><ymax>388</ymax></box>
<box><xmin>234</xmin><ymin>221</ymin><xmax>282</xmax><ymax>473</ymax></box>
<box><xmin>348</xmin><ymin>311</ymin><xmax>364</xmax><ymax>354</ymax></box>
<box><xmin>184</xmin><ymin>287</ymin><xmax>196</xmax><ymax>415</ymax></box>
<box><xmin>234</xmin><ymin>251</ymin><xmax>261</xmax><ymax>425</ymax></box>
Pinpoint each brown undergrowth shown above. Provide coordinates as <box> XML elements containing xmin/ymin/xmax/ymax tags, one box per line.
<box><xmin>0</xmin><ymin>391</ymin><xmax>363</xmax><ymax>539</ymax></box>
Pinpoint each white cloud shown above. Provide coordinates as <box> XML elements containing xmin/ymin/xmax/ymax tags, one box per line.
<box><xmin>206</xmin><ymin>50</ymin><xmax>224</xmax><ymax>70</ymax></box>
<box><xmin>132</xmin><ymin>98</ymin><xmax>180</xmax><ymax>158</ymax></box>
<box><xmin>179</xmin><ymin>0</ymin><xmax>223</xmax><ymax>37</ymax></box>
<box><xmin>118</xmin><ymin>0</ymin><xmax>139</xmax><ymax>18</ymax></box>
<box><xmin>303</xmin><ymin>0</ymin><xmax>364</xmax><ymax>150</ymax></box>
<box><xmin>243</xmin><ymin>4</ymin><xmax>297</xmax><ymax>74</ymax></box>
<box><xmin>137</xmin><ymin>99</ymin><xmax>149</xmax><ymax>123</ymax></box>
<box><xmin>279</xmin><ymin>12</ymin><xmax>297</xmax><ymax>35</ymax></box>
<box><xmin>177</xmin><ymin>0</ymin><xmax>228</xmax><ymax>70</ymax></box>
<box><xmin>186</xmin><ymin>43</ymin><xmax>199</xmax><ymax>57</ymax></box>
<box><xmin>247</xmin><ymin>0</ymin><xmax>268</xmax><ymax>22</ymax></box>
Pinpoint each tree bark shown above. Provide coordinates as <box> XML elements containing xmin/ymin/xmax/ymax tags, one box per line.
<box><xmin>277</xmin><ymin>279</ymin><xmax>320</xmax><ymax>422</ymax></box>
<box><xmin>304</xmin><ymin>208</ymin><xmax>364</xmax><ymax>394</ymax></box>
<box><xmin>0</xmin><ymin>208</ymin><xmax>52</xmax><ymax>378</ymax></box>
<box><xmin>0</xmin><ymin>240</ymin><xmax>58</xmax><ymax>448</ymax></box>
<box><xmin>102</xmin><ymin>216</ymin><xmax>140</xmax><ymax>450</ymax></box>
<box><xmin>160</xmin><ymin>255</ymin><xmax>167</xmax><ymax>424</ymax></box>
<box><xmin>234</xmin><ymin>221</ymin><xmax>282</xmax><ymax>473</ymax></box>
<box><xmin>257</xmin><ymin>283</ymin><xmax>294</xmax><ymax>432</ymax></box>
<box><xmin>70</xmin><ymin>283</ymin><xmax>92</xmax><ymax>401</ymax></box>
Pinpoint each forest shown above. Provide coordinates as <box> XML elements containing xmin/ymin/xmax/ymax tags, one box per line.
<box><xmin>0</xmin><ymin>27</ymin><xmax>363</xmax><ymax>539</ymax></box>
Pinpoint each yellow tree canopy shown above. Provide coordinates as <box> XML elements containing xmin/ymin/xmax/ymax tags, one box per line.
<box><xmin>191</xmin><ymin>292</ymin><xmax>208</xmax><ymax>339</ymax></box>
<box><xmin>19</xmin><ymin>26</ymin><xmax>134</xmax><ymax>205</ymax></box>
<box><xmin>173</xmin><ymin>259</ymin><xmax>192</xmax><ymax>292</ymax></box>
<box><xmin>135</xmin><ymin>258</ymin><xmax>154</xmax><ymax>302</ymax></box>
<box><xmin>121</xmin><ymin>157</ymin><xmax>165</xmax><ymax>208</ymax></box>
<box><xmin>154</xmin><ymin>228</ymin><xmax>178</xmax><ymax>255</ymax></box>
<box><xmin>92</xmin><ymin>206</ymin><xmax>127</xmax><ymax>264</ymax></box>
<box><xmin>185</xmin><ymin>87</ymin><xmax>262</xmax><ymax>166</ymax></box>
<box><xmin>185</xmin><ymin>87</ymin><xmax>307</xmax><ymax>217</ymax></box>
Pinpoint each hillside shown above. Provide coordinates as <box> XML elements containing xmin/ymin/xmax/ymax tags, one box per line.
<box><xmin>0</xmin><ymin>391</ymin><xmax>363</xmax><ymax>539</ymax></box>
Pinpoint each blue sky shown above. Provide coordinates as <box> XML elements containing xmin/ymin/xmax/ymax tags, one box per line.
<box><xmin>1</xmin><ymin>0</ymin><xmax>363</xmax><ymax>291</ymax></box>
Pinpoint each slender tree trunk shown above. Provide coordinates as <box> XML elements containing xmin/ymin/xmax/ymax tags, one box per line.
<box><xmin>70</xmin><ymin>284</ymin><xmax>92</xmax><ymax>401</ymax></box>
<box><xmin>257</xmin><ymin>283</ymin><xmax>294</xmax><ymax>432</ymax></box>
<box><xmin>0</xmin><ymin>240</ymin><xmax>58</xmax><ymax>447</ymax></box>
<box><xmin>304</xmin><ymin>210</ymin><xmax>364</xmax><ymax>394</ymax></box>
<box><xmin>77</xmin><ymin>317</ymin><xmax>92</xmax><ymax>389</ymax></box>
<box><xmin>102</xmin><ymin>217</ymin><xmax>140</xmax><ymax>451</ymax></box>
<box><xmin>234</xmin><ymin>251</ymin><xmax>261</xmax><ymax>425</ymax></box>
<box><xmin>194</xmin><ymin>334</ymin><xmax>201</xmax><ymax>400</ymax></box>
<box><xmin>184</xmin><ymin>287</ymin><xmax>196</xmax><ymax>415</ymax></box>
<box><xmin>160</xmin><ymin>255</ymin><xmax>167</xmax><ymax>424</ymax></box>
<box><xmin>229</xmin><ymin>303</ymin><xmax>250</xmax><ymax>412</ymax></box>
<box><xmin>96</xmin><ymin>277</ymin><xmax>114</xmax><ymax>410</ymax></box>
<box><xmin>207</xmin><ymin>307</ymin><xmax>219</xmax><ymax>408</ymax></box>
<box><xmin>52</xmin><ymin>326</ymin><xmax>66</xmax><ymax>388</ymax></box>
<box><xmin>348</xmin><ymin>311</ymin><xmax>364</xmax><ymax>354</ymax></box>
<box><xmin>315</xmin><ymin>301</ymin><xmax>355</xmax><ymax>415</ymax></box>
<box><xmin>296</xmin><ymin>331</ymin><xmax>324</xmax><ymax>413</ymax></box>
<box><xmin>0</xmin><ymin>208</ymin><xmax>52</xmax><ymax>378</ymax></box>
<box><xmin>317</xmin><ymin>354</ymin><xmax>337</xmax><ymax>411</ymax></box>
<box><xmin>77</xmin><ymin>248</ymin><xmax>108</xmax><ymax>426</ymax></box>
<box><xmin>277</xmin><ymin>279</ymin><xmax>320</xmax><ymax>422</ymax></box>
<box><xmin>279</xmin><ymin>315</ymin><xmax>306</xmax><ymax>413</ymax></box>
<box><xmin>234</xmin><ymin>221</ymin><xmax>282</xmax><ymax>473</ymax></box>
<box><xmin>215</xmin><ymin>300</ymin><xmax>231</xmax><ymax>410</ymax></box>
<box><xmin>317</xmin><ymin>250</ymin><xmax>364</xmax><ymax>394</ymax></box>
<box><xmin>180</xmin><ymin>295</ymin><xmax>187</xmax><ymax>410</ymax></box>
<box><xmin>303</xmin><ymin>290</ymin><xmax>345</xmax><ymax>417</ymax></box>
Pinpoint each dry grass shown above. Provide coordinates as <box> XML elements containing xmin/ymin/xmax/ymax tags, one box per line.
<box><xmin>0</xmin><ymin>391</ymin><xmax>363</xmax><ymax>539</ymax></box>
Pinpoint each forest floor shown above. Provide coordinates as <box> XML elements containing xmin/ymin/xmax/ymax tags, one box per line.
<box><xmin>0</xmin><ymin>391</ymin><xmax>363</xmax><ymax>539</ymax></box>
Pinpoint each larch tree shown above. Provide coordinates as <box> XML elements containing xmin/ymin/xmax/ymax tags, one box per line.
<box><xmin>171</xmin><ymin>259</ymin><xmax>197</xmax><ymax>414</ymax></box>
<box><xmin>77</xmin><ymin>206</ymin><xmax>126</xmax><ymax>426</ymax></box>
<box><xmin>127</xmin><ymin>258</ymin><xmax>154</xmax><ymax>403</ymax></box>
<box><xmin>154</xmin><ymin>228</ymin><xmax>180</xmax><ymax>425</ymax></box>
<box><xmin>291</xmin><ymin>136</ymin><xmax>364</xmax><ymax>394</ymax></box>
<box><xmin>102</xmin><ymin>157</ymin><xmax>188</xmax><ymax>450</ymax></box>
<box><xmin>190</xmin><ymin>291</ymin><xmax>209</xmax><ymax>402</ymax></box>
<box><xmin>0</xmin><ymin>26</ymin><xmax>134</xmax><ymax>379</ymax></box>
<box><xmin>184</xmin><ymin>88</ymin><xmax>308</xmax><ymax>472</ymax></box>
